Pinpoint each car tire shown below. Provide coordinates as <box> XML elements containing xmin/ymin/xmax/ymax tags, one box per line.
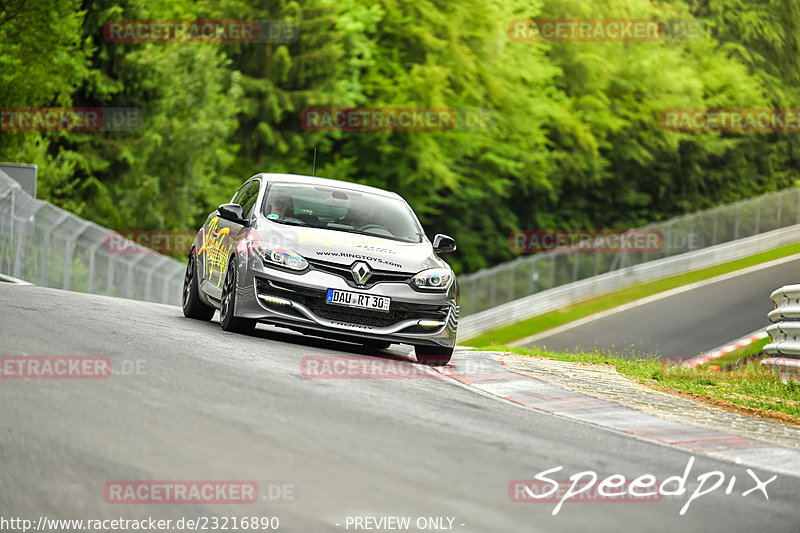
<box><xmin>182</xmin><ymin>251</ymin><xmax>215</xmax><ymax>321</ymax></box>
<box><xmin>220</xmin><ymin>259</ymin><xmax>256</xmax><ymax>334</ymax></box>
<box><xmin>414</xmin><ymin>345</ymin><xmax>453</xmax><ymax>366</ymax></box>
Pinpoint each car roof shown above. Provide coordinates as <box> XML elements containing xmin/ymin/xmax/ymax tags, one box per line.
<box><xmin>254</xmin><ymin>173</ymin><xmax>403</xmax><ymax>200</ymax></box>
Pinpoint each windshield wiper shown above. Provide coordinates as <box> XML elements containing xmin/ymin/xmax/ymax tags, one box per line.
<box><xmin>269</xmin><ymin>219</ymin><xmax>308</xmax><ymax>227</ymax></box>
<box><xmin>325</xmin><ymin>226</ymin><xmax>419</xmax><ymax>243</ymax></box>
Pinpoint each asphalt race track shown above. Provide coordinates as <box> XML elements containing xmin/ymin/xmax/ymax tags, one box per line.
<box><xmin>1</xmin><ymin>284</ymin><xmax>799</xmax><ymax>532</ymax></box>
<box><xmin>518</xmin><ymin>255</ymin><xmax>800</xmax><ymax>360</ymax></box>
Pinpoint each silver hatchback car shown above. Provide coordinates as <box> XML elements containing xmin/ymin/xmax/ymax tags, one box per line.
<box><xmin>182</xmin><ymin>173</ymin><xmax>459</xmax><ymax>365</ymax></box>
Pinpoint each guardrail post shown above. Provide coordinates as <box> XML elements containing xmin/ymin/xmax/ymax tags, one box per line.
<box><xmin>528</xmin><ymin>257</ymin><xmax>538</xmax><ymax>295</ymax></box>
<box><xmin>106</xmin><ymin>255</ymin><xmax>116</xmax><ymax>296</ymax></box>
<box><xmin>755</xmin><ymin>196</ymin><xmax>761</xmax><ymax>235</ymax></box>
<box><xmin>166</xmin><ymin>266</ymin><xmax>185</xmax><ymax>306</ymax></box>
<box><xmin>711</xmin><ymin>208</ymin><xmax>719</xmax><ymax>246</ymax></box>
<box><xmin>62</xmin><ymin>221</ymin><xmax>90</xmax><ymax>290</ymax></box>
<box><xmin>86</xmin><ymin>240</ymin><xmax>106</xmax><ymax>293</ymax></box>
<box><xmin>508</xmin><ymin>263</ymin><xmax>516</xmax><ymax>301</ymax></box>
<box><xmin>764</xmin><ymin>284</ymin><xmax>800</xmax><ymax>381</ymax></box>
<box><xmin>12</xmin><ymin>201</ymin><xmax>45</xmax><ymax>280</ymax></box>
<box><xmin>489</xmin><ymin>272</ymin><xmax>497</xmax><ymax>308</ymax></box>
<box><xmin>795</xmin><ymin>188</ymin><xmax>800</xmax><ymax>225</ymax></box>
<box><xmin>570</xmin><ymin>252</ymin><xmax>578</xmax><ymax>282</ymax></box>
<box><xmin>126</xmin><ymin>254</ymin><xmax>147</xmax><ymax>299</ymax></box>
<box><xmin>40</xmin><ymin>212</ymin><xmax>69</xmax><ymax>287</ymax></box>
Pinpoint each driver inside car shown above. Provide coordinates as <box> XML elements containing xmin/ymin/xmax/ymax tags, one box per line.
<box><xmin>344</xmin><ymin>202</ymin><xmax>376</xmax><ymax>228</ymax></box>
<box><xmin>268</xmin><ymin>194</ymin><xmax>293</xmax><ymax>219</ymax></box>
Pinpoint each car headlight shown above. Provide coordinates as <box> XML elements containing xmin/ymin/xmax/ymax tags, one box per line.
<box><xmin>255</xmin><ymin>244</ymin><xmax>308</xmax><ymax>271</ymax></box>
<box><xmin>412</xmin><ymin>268</ymin><xmax>453</xmax><ymax>290</ymax></box>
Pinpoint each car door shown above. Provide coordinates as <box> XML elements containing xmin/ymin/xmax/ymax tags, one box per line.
<box><xmin>212</xmin><ymin>178</ymin><xmax>261</xmax><ymax>289</ymax></box>
<box><xmin>201</xmin><ymin>180</ymin><xmax>252</xmax><ymax>291</ymax></box>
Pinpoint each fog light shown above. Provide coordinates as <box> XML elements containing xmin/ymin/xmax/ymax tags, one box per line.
<box><xmin>259</xmin><ymin>294</ymin><xmax>292</xmax><ymax>306</ymax></box>
<box><xmin>418</xmin><ymin>320</ymin><xmax>446</xmax><ymax>327</ymax></box>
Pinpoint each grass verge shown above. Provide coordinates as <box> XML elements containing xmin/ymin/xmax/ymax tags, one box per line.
<box><xmin>477</xmin><ymin>345</ymin><xmax>800</xmax><ymax>422</ymax></box>
<box><xmin>465</xmin><ymin>242</ymin><xmax>800</xmax><ymax>346</ymax></box>
<box><xmin>701</xmin><ymin>337</ymin><xmax>770</xmax><ymax>369</ymax></box>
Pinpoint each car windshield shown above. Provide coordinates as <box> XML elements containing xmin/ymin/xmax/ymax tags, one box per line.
<box><xmin>262</xmin><ymin>182</ymin><xmax>423</xmax><ymax>243</ymax></box>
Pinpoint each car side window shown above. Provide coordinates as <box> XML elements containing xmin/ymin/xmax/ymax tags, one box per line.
<box><xmin>239</xmin><ymin>180</ymin><xmax>261</xmax><ymax>218</ymax></box>
<box><xmin>231</xmin><ymin>182</ymin><xmax>251</xmax><ymax>205</ymax></box>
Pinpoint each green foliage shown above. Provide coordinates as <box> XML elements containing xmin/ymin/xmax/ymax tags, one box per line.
<box><xmin>2</xmin><ymin>0</ymin><xmax>800</xmax><ymax>273</ymax></box>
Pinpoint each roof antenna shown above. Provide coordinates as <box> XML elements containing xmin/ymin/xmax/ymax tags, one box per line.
<box><xmin>312</xmin><ymin>147</ymin><xmax>317</xmax><ymax>176</ymax></box>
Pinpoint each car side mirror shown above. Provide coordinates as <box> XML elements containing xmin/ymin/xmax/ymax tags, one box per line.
<box><xmin>432</xmin><ymin>234</ymin><xmax>456</xmax><ymax>254</ymax></box>
<box><xmin>218</xmin><ymin>203</ymin><xmax>248</xmax><ymax>225</ymax></box>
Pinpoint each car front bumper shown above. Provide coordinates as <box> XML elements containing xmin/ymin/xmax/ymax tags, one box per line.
<box><xmin>233</xmin><ymin>255</ymin><xmax>458</xmax><ymax>348</ymax></box>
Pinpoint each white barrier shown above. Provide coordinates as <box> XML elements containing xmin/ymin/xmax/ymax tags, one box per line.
<box><xmin>459</xmin><ymin>224</ymin><xmax>800</xmax><ymax>340</ymax></box>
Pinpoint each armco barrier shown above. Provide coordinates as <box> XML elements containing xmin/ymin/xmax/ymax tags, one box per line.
<box><xmin>459</xmin><ymin>224</ymin><xmax>800</xmax><ymax>340</ymax></box>
<box><xmin>763</xmin><ymin>284</ymin><xmax>800</xmax><ymax>380</ymax></box>
<box><xmin>0</xmin><ymin>169</ymin><xmax>185</xmax><ymax>305</ymax></box>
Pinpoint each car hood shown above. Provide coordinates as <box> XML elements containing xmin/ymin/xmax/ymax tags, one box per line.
<box><xmin>256</xmin><ymin>223</ymin><xmax>444</xmax><ymax>273</ymax></box>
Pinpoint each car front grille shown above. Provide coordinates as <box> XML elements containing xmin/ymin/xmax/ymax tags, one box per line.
<box><xmin>306</xmin><ymin>258</ymin><xmax>414</xmax><ymax>289</ymax></box>
<box><xmin>256</xmin><ymin>277</ymin><xmax>449</xmax><ymax>329</ymax></box>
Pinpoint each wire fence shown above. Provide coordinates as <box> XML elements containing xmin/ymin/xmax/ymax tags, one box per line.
<box><xmin>0</xmin><ymin>170</ymin><xmax>185</xmax><ymax>305</ymax></box>
<box><xmin>4</xmin><ymin>166</ymin><xmax>800</xmax><ymax>317</ymax></box>
<box><xmin>459</xmin><ymin>187</ymin><xmax>800</xmax><ymax>317</ymax></box>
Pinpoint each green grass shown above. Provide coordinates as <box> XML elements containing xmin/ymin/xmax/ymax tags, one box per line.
<box><xmin>465</xmin><ymin>241</ymin><xmax>800</xmax><ymax>346</ymax></box>
<box><xmin>700</xmin><ymin>337</ymin><xmax>770</xmax><ymax>368</ymax></box>
<box><xmin>478</xmin><ymin>345</ymin><xmax>800</xmax><ymax>419</ymax></box>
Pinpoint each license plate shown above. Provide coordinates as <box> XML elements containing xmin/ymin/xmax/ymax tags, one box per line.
<box><xmin>326</xmin><ymin>289</ymin><xmax>390</xmax><ymax>312</ymax></box>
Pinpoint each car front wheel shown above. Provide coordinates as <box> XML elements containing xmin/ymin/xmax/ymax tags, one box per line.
<box><xmin>220</xmin><ymin>259</ymin><xmax>256</xmax><ymax>334</ymax></box>
<box><xmin>182</xmin><ymin>251</ymin><xmax>215</xmax><ymax>321</ymax></box>
<box><xmin>414</xmin><ymin>345</ymin><xmax>453</xmax><ymax>366</ymax></box>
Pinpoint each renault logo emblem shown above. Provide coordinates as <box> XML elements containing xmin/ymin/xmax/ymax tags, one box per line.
<box><xmin>351</xmin><ymin>261</ymin><xmax>372</xmax><ymax>285</ymax></box>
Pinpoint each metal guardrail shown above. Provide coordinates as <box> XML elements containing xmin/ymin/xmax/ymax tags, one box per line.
<box><xmin>459</xmin><ymin>223</ymin><xmax>800</xmax><ymax>340</ymax></box>
<box><xmin>459</xmin><ymin>186</ymin><xmax>800</xmax><ymax>319</ymax></box>
<box><xmin>0</xmin><ymin>169</ymin><xmax>185</xmax><ymax>305</ymax></box>
<box><xmin>764</xmin><ymin>284</ymin><xmax>800</xmax><ymax>380</ymax></box>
